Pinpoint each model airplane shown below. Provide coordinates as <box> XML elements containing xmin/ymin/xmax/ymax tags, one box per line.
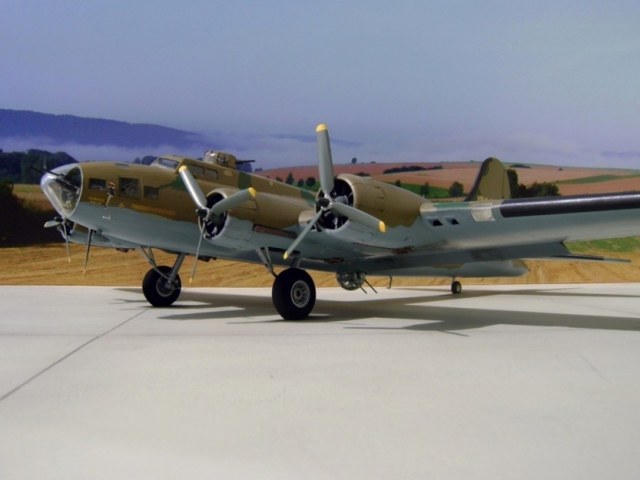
<box><xmin>40</xmin><ymin>124</ymin><xmax>640</xmax><ymax>319</ymax></box>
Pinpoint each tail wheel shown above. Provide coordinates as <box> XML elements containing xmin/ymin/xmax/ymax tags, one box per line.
<box><xmin>143</xmin><ymin>266</ymin><xmax>181</xmax><ymax>307</ymax></box>
<box><xmin>451</xmin><ymin>280</ymin><xmax>462</xmax><ymax>295</ymax></box>
<box><xmin>272</xmin><ymin>268</ymin><xmax>316</xmax><ymax>320</ymax></box>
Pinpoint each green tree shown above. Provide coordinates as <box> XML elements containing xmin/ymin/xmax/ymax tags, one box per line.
<box><xmin>507</xmin><ymin>169</ymin><xmax>520</xmax><ymax>197</ymax></box>
<box><xmin>524</xmin><ymin>182</ymin><xmax>560</xmax><ymax>197</ymax></box>
<box><xmin>285</xmin><ymin>172</ymin><xmax>295</xmax><ymax>185</ymax></box>
<box><xmin>507</xmin><ymin>168</ymin><xmax>560</xmax><ymax>198</ymax></box>
<box><xmin>419</xmin><ymin>182</ymin><xmax>430</xmax><ymax>198</ymax></box>
<box><xmin>448</xmin><ymin>181</ymin><xmax>465</xmax><ymax>197</ymax></box>
<box><xmin>305</xmin><ymin>176</ymin><xmax>316</xmax><ymax>188</ymax></box>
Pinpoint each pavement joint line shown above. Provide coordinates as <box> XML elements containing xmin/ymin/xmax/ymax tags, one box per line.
<box><xmin>0</xmin><ymin>308</ymin><xmax>147</xmax><ymax>404</ymax></box>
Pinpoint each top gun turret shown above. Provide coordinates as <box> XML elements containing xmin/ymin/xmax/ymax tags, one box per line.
<box><xmin>203</xmin><ymin>151</ymin><xmax>255</xmax><ymax>172</ymax></box>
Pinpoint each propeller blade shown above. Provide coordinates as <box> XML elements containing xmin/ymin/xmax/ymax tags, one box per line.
<box><xmin>178</xmin><ymin>166</ymin><xmax>208</xmax><ymax>211</ymax></box>
<box><xmin>45</xmin><ymin>218</ymin><xmax>72</xmax><ymax>262</ymax></box>
<box><xmin>283</xmin><ymin>209</ymin><xmax>323</xmax><ymax>260</ymax></box>
<box><xmin>331</xmin><ymin>202</ymin><xmax>386</xmax><ymax>233</ymax></box>
<box><xmin>44</xmin><ymin>219</ymin><xmax>62</xmax><ymax>228</ymax></box>
<box><xmin>316</xmin><ymin>124</ymin><xmax>335</xmax><ymax>195</ymax></box>
<box><xmin>65</xmin><ymin>231</ymin><xmax>71</xmax><ymax>263</ymax></box>
<box><xmin>209</xmin><ymin>187</ymin><xmax>257</xmax><ymax>216</ymax></box>
<box><xmin>190</xmin><ymin>223</ymin><xmax>206</xmax><ymax>284</ymax></box>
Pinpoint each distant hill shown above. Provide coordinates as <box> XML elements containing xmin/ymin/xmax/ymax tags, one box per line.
<box><xmin>0</xmin><ymin>109</ymin><xmax>212</xmax><ymax>150</ymax></box>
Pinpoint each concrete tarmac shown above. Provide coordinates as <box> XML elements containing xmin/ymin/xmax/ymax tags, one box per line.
<box><xmin>1</xmin><ymin>284</ymin><xmax>640</xmax><ymax>479</ymax></box>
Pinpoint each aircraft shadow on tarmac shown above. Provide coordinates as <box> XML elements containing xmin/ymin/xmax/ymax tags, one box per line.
<box><xmin>115</xmin><ymin>286</ymin><xmax>640</xmax><ymax>334</ymax></box>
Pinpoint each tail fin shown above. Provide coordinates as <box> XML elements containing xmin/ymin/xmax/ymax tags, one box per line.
<box><xmin>465</xmin><ymin>157</ymin><xmax>511</xmax><ymax>201</ymax></box>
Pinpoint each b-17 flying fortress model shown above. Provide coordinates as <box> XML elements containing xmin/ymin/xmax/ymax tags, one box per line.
<box><xmin>41</xmin><ymin>124</ymin><xmax>640</xmax><ymax>319</ymax></box>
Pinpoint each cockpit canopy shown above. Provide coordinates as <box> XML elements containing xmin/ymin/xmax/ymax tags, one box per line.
<box><xmin>150</xmin><ymin>156</ymin><xmax>181</xmax><ymax>170</ymax></box>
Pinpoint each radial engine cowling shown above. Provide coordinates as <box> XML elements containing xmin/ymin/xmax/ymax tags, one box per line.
<box><xmin>316</xmin><ymin>174</ymin><xmax>424</xmax><ymax>246</ymax></box>
<box><xmin>201</xmin><ymin>188</ymin><xmax>311</xmax><ymax>250</ymax></box>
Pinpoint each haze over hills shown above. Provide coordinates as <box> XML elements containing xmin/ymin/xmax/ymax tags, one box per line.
<box><xmin>3</xmin><ymin>108</ymin><xmax>639</xmax><ymax>173</ymax></box>
<box><xmin>0</xmin><ymin>109</ymin><xmax>220</xmax><ymax>161</ymax></box>
<box><xmin>0</xmin><ymin>109</ymin><xmax>359</xmax><ymax>167</ymax></box>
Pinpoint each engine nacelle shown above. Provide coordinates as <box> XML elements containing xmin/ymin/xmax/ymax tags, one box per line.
<box><xmin>201</xmin><ymin>188</ymin><xmax>311</xmax><ymax>250</ymax></box>
<box><xmin>316</xmin><ymin>174</ymin><xmax>425</xmax><ymax>247</ymax></box>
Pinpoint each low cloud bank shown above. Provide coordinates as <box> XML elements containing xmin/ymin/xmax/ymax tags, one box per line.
<box><xmin>2</xmin><ymin>131</ymin><xmax>638</xmax><ymax>170</ymax></box>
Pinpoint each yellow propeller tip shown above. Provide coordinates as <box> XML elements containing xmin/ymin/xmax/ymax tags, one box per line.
<box><xmin>248</xmin><ymin>187</ymin><xmax>257</xmax><ymax>197</ymax></box>
<box><xmin>178</xmin><ymin>165</ymin><xmax>188</xmax><ymax>173</ymax></box>
<box><xmin>316</xmin><ymin>123</ymin><xmax>328</xmax><ymax>132</ymax></box>
<box><xmin>379</xmin><ymin>221</ymin><xmax>386</xmax><ymax>233</ymax></box>
<box><xmin>283</xmin><ymin>252</ymin><xmax>289</xmax><ymax>260</ymax></box>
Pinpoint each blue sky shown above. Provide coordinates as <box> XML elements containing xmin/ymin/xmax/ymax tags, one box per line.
<box><xmin>1</xmin><ymin>0</ymin><xmax>639</xmax><ymax>167</ymax></box>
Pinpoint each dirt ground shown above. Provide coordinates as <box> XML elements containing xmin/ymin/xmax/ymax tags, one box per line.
<box><xmin>2</xmin><ymin>244</ymin><xmax>640</xmax><ymax>288</ymax></box>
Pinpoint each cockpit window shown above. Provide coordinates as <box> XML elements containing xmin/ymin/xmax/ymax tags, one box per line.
<box><xmin>151</xmin><ymin>157</ymin><xmax>180</xmax><ymax>170</ymax></box>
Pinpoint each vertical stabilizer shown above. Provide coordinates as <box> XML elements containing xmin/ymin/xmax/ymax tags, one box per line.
<box><xmin>465</xmin><ymin>157</ymin><xmax>511</xmax><ymax>201</ymax></box>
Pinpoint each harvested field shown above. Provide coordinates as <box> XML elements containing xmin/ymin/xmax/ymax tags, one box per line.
<box><xmin>261</xmin><ymin>161</ymin><xmax>640</xmax><ymax>195</ymax></box>
<box><xmin>2</xmin><ymin>244</ymin><xmax>640</xmax><ymax>288</ymax></box>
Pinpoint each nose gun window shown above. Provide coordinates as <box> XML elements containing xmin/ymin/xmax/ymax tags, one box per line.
<box><xmin>40</xmin><ymin>165</ymin><xmax>82</xmax><ymax>217</ymax></box>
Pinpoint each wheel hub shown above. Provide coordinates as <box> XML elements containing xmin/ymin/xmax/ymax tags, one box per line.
<box><xmin>156</xmin><ymin>278</ymin><xmax>177</xmax><ymax>297</ymax></box>
<box><xmin>290</xmin><ymin>280</ymin><xmax>311</xmax><ymax>308</ymax></box>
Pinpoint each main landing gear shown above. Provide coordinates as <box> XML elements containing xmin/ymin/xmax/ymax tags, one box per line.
<box><xmin>451</xmin><ymin>279</ymin><xmax>462</xmax><ymax>294</ymax></box>
<box><xmin>139</xmin><ymin>250</ymin><xmax>185</xmax><ymax>307</ymax></box>
<box><xmin>143</xmin><ymin>266</ymin><xmax>182</xmax><ymax>307</ymax></box>
<box><xmin>272</xmin><ymin>268</ymin><xmax>316</xmax><ymax>320</ymax></box>
<box><xmin>138</xmin><ymin>248</ymin><xmax>316</xmax><ymax>319</ymax></box>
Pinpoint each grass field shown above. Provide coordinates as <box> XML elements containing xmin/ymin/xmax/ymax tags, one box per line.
<box><xmin>558</xmin><ymin>174</ymin><xmax>640</xmax><ymax>185</ymax></box>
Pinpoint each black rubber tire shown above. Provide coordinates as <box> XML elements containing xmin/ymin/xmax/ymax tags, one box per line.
<box><xmin>451</xmin><ymin>280</ymin><xmax>462</xmax><ymax>295</ymax></box>
<box><xmin>272</xmin><ymin>268</ymin><xmax>316</xmax><ymax>320</ymax></box>
<box><xmin>142</xmin><ymin>266</ymin><xmax>181</xmax><ymax>307</ymax></box>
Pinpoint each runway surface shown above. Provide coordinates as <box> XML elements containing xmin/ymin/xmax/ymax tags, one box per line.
<box><xmin>1</xmin><ymin>284</ymin><xmax>640</xmax><ymax>479</ymax></box>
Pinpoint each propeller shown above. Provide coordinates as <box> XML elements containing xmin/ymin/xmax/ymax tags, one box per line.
<box><xmin>283</xmin><ymin>124</ymin><xmax>385</xmax><ymax>260</ymax></box>
<box><xmin>179</xmin><ymin>166</ymin><xmax>256</xmax><ymax>221</ymax></box>
<box><xmin>178</xmin><ymin>165</ymin><xmax>257</xmax><ymax>281</ymax></box>
<box><xmin>44</xmin><ymin>216</ymin><xmax>72</xmax><ymax>262</ymax></box>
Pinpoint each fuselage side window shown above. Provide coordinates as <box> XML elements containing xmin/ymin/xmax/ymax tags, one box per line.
<box><xmin>187</xmin><ymin>165</ymin><xmax>205</xmax><ymax>178</ymax></box>
<box><xmin>89</xmin><ymin>178</ymin><xmax>106</xmax><ymax>190</ymax></box>
<box><xmin>144</xmin><ymin>186</ymin><xmax>160</xmax><ymax>200</ymax></box>
<box><xmin>120</xmin><ymin>177</ymin><xmax>140</xmax><ymax>198</ymax></box>
<box><xmin>204</xmin><ymin>168</ymin><xmax>219</xmax><ymax>181</ymax></box>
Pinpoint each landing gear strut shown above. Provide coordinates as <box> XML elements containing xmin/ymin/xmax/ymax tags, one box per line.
<box><xmin>272</xmin><ymin>268</ymin><xmax>316</xmax><ymax>320</ymax></box>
